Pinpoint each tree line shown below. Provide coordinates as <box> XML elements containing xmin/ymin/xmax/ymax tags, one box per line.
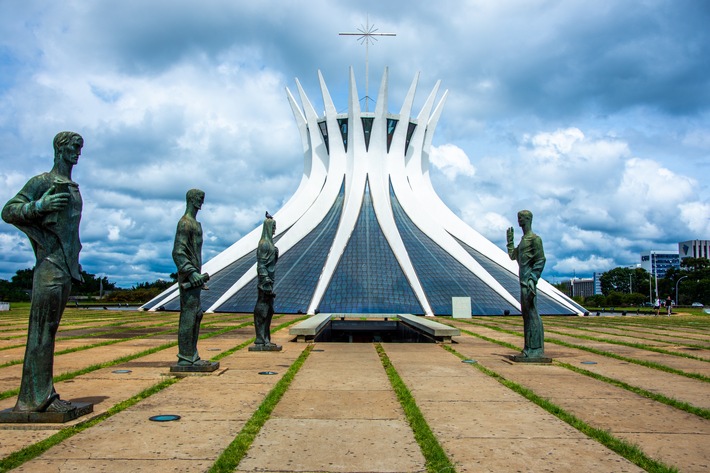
<box><xmin>563</xmin><ymin>257</ymin><xmax>709</xmax><ymax>308</ymax></box>
<box><xmin>0</xmin><ymin>268</ymin><xmax>176</xmax><ymax>304</ymax></box>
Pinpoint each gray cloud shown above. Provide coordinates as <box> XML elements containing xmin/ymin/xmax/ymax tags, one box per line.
<box><xmin>1</xmin><ymin>0</ymin><xmax>708</xmax><ymax>287</ymax></box>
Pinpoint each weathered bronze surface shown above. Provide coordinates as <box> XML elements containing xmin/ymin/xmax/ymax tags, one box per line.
<box><xmin>507</xmin><ymin>210</ymin><xmax>548</xmax><ymax>361</ymax></box>
<box><xmin>171</xmin><ymin>189</ymin><xmax>218</xmax><ymax>371</ymax></box>
<box><xmin>0</xmin><ymin>132</ymin><xmax>92</xmax><ymax>419</ymax></box>
<box><xmin>252</xmin><ymin>213</ymin><xmax>282</xmax><ymax>351</ymax></box>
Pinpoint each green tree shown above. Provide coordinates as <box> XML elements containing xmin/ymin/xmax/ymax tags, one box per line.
<box><xmin>10</xmin><ymin>268</ymin><xmax>34</xmax><ymax>290</ymax></box>
<box><xmin>71</xmin><ymin>271</ymin><xmax>117</xmax><ymax>296</ymax></box>
<box><xmin>663</xmin><ymin>257</ymin><xmax>710</xmax><ymax>305</ymax></box>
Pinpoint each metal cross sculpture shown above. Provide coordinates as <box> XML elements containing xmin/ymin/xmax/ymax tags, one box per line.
<box><xmin>339</xmin><ymin>15</ymin><xmax>396</xmax><ymax>111</ymax></box>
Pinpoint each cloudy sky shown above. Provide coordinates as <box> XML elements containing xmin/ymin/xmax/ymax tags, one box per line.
<box><xmin>1</xmin><ymin>0</ymin><xmax>708</xmax><ymax>287</ymax></box>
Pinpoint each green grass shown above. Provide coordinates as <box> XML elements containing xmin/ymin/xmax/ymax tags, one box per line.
<box><xmin>555</xmin><ymin>360</ymin><xmax>710</xmax><ymax>420</ymax></box>
<box><xmin>376</xmin><ymin>344</ymin><xmax>455</xmax><ymax>473</ymax></box>
<box><xmin>450</xmin><ymin>322</ymin><xmax>710</xmax><ymax>420</ymax></box>
<box><xmin>456</xmin><ymin>319</ymin><xmax>710</xmax><ymax>383</ymax></box>
<box><xmin>442</xmin><ymin>344</ymin><xmax>679</xmax><ymax>473</ymax></box>
<box><xmin>0</xmin><ymin>318</ymin><xmax>261</xmax><ymax>401</ymax></box>
<box><xmin>0</xmin><ymin>377</ymin><xmax>182</xmax><ymax>473</ymax></box>
<box><xmin>208</xmin><ymin>344</ymin><xmax>313</xmax><ymax>473</ymax></box>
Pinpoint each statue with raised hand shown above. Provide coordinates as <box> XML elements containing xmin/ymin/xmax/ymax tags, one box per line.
<box><xmin>507</xmin><ymin>210</ymin><xmax>548</xmax><ymax>361</ymax></box>
<box><xmin>171</xmin><ymin>188</ymin><xmax>218</xmax><ymax>372</ymax></box>
<box><xmin>1</xmin><ymin>132</ymin><xmax>93</xmax><ymax>420</ymax></box>
<box><xmin>250</xmin><ymin>212</ymin><xmax>281</xmax><ymax>351</ymax></box>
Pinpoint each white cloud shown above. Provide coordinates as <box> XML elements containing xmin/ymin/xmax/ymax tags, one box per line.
<box><xmin>1</xmin><ymin>0</ymin><xmax>708</xmax><ymax>284</ymax></box>
<box><xmin>429</xmin><ymin>144</ymin><xmax>476</xmax><ymax>180</ymax></box>
<box><xmin>552</xmin><ymin>255</ymin><xmax>616</xmax><ymax>275</ymax></box>
<box><xmin>679</xmin><ymin>202</ymin><xmax>710</xmax><ymax>235</ymax></box>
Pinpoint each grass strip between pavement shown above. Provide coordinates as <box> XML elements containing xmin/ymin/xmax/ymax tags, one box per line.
<box><xmin>452</xmin><ymin>324</ymin><xmax>710</xmax><ymax>419</ymax></box>
<box><xmin>441</xmin><ymin>344</ymin><xmax>679</xmax><ymax>473</ymax></box>
<box><xmin>375</xmin><ymin>344</ymin><xmax>455</xmax><ymax>473</ymax></box>
<box><xmin>457</xmin><ymin>319</ymin><xmax>710</xmax><ymax>383</ymax></box>
<box><xmin>208</xmin><ymin>344</ymin><xmax>313</xmax><ymax>473</ymax></box>
<box><xmin>0</xmin><ymin>318</ymin><xmax>263</xmax><ymax>401</ymax></box>
<box><xmin>0</xmin><ymin>377</ymin><xmax>181</xmax><ymax>473</ymax></box>
<box><xmin>0</xmin><ymin>316</ymin><xmax>305</xmax><ymax>471</ymax></box>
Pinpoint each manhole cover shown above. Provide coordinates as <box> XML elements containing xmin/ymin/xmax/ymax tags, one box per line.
<box><xmin>462</xmin><ymin>359</ymin><xmax>477</xmax><ymax>364</ymax></box>
<box><xmin>581</xmin><ymin>361</ymin><xmax>597</xmax><ymax>365</ymax></box>
<box><xmin>149</xmin><ymin>414</ymin><xmax>181</xmax><ymax>422</ymax></box>
<box><xmin>112</xmin><ymin>369</ymin><xmax>132</xmax><ymax>374</ymax></box>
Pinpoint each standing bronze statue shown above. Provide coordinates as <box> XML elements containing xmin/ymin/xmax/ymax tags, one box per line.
<box><xmin>170</xmin><ymin>189</ymin><xmax>218</xmax><ymax>372</ymax></box>
<box><xmin>1</xmin><ymin>132</ymin><xmax>93</xmax><ymax>421</ymax></box>
<box><xmin>507</xmin><ymin>210</ymin><xmax>550</xmax><ymax>362</ymax></box>
<box><xmin>250</xmin><ymin>212</ymin><xmax>282</xmax><ymax>351</ymax></box>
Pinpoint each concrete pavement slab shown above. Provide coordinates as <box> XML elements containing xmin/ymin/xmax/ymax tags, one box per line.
<box><xmin>443</xmin><ymin>437</ymin><xmax>645</xmax><ymax>473</ymax></box>
<box><xmin>237</xmin><ymin>418</ymin><xmax>425</xmax><ymax>473</ymax></box>
<box><xmin>272</xmin><ymin>390</ymin><xmax>402</xmax><ymax>419</ymax></box>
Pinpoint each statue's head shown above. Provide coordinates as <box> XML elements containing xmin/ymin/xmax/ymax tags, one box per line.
<box><xmin>517</xmin><ymin>210</ymin><xmax>533</xmax><ymax>227</ymax></box>
<box><xmin>262</xmin><ymin>214</ymin><xmax>276</xmax><ymax>240</ymax></box>
<box><xmin>186</xmin><ymin>188</ymin><xmax>205</xmax><ymax>210</ymax></box>
<box><xmin>53</xmin><ymin>131</ymin><xmax>83</xmax><ymax>165</ymax></box>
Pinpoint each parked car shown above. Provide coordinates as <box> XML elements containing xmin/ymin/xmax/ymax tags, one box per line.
<box><xmin>691</xmin><ymin>302</ymin><xmax>704</xmax><ymax>307</ymax></box>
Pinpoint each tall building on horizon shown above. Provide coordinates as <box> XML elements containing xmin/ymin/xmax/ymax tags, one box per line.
<box><xmin>678</xmin><ymin>240</ymin><xmax>710</xmax><ymax>261</ymax></box>
<box><xmin>142</xmin><ymin>68</ymin><xmax>585</xmax><ymax>316</ymax></box>
<box><xmin>641</xmin><ymin>250</ymin><xmax>680</xmax><ymax>280</ymax></box>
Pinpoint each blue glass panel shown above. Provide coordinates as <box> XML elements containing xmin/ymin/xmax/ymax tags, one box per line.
<box><xmin>390</xmin><ymin>183</ymin><xmax>518</xmax><ymax>315</ymax></box>
<box><xmin>386</xmin><ymin>118</ymin><xmax>398</xmax><ymax>153</ymax></box>
<box><xmin>405</xmin><ymin>122</ymin><xmax>416</xmax><ymax>155</ymax></box>
<box><xmin>318</xmin><ymin>120</ymin><xmax>329</xmax><ymax>154</ymax></box>
<box><xmin>142</xmin><ymin>290</ymin><xmax>177</xmax><ymax>310</ymax></box>
<box><xmin>338</xmin><ymin>118</ymin><xmax>348</xmax><ymax>152</ymax></box>
<box><xmin>319</xmin><ymin>180</ymin><xmax>423</xmax><ymax>314</ymax></box>
<box><xmin>361</xmin><ymin>117</ymin><xmax>373</xmax><ymax>151</ymax></box>
<box><xmin>217</xmin><ymin>181</ymin><xmax>345</xmax><ymax>313</ymax></box>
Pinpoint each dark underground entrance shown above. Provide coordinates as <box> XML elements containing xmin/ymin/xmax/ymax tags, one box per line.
<box><xmin>290</xmin><ymin>313</ymin><xmax>460</xmax><ymax>344</ymax></box>
<box><xmin>315</xmin><ymin>318</ymin><xmax>436</xmax><ymax>343</ymax></box>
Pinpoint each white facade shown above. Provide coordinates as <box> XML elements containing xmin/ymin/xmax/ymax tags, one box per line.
<box><xmin>142</xmin><ymin>69</ymin><xmax>584</xmax><ymax>316</ymax></box>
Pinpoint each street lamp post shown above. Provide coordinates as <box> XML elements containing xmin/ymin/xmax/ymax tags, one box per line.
<box><xmin>675</xmin><ymin>276</ymin><xmax>688</xmax><ymax>305</ymax></box>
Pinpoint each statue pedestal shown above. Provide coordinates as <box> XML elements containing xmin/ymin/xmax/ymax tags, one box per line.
<box><xmin>249</xmin><ymin>344</ymin><xmax>282</xmax><ymax>352</ymax></box>
<box><xmin>0</xmin><ymin>402</ymin><xmax>93</xmax><ymax>424</ymax></box>
<box><xmin>169</xmin><ymin>361</ymin><xmax>220</xmax><ymax>373</ymax></box>
<box><xmin>509</xmin><ymin>354</ymin><xmax>552</xmax><ymax>364</ymax></box>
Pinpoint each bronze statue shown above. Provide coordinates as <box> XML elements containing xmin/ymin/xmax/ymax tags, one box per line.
<box><xmin>171</xmin><ymin>189</ymin><xmax>217</xmax><ymax>371</ymax></box>
<box><xmin>1</xmin><ymin>132</ymin><xmax>87</xmax><ymax>415</ymax></box>
<box><xmin>250</xmin><ymin>212</ymin><xmax>281</xmax><ymax>351</ymax></box>
<box><xmin>507</xmin><ymin>210</ymin><xmax>548</xmax><ymax>360</ymax></box>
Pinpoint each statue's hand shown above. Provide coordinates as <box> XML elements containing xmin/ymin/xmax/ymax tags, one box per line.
<box><xmin>526</xmin><ymin>278</ymin><xmax>537</xmax><ymax>292</ymax></box>
<box><xmin>188</xmin><ymin>272</ymin><xmax>203</xmax><ymax>287</ymax></box>
<box><xmin>506</xmin><ymin>227</ymin><xmax>514</xmax><ymax>245</ymax></box>
<box><xmin>37</xmin><ymin>185</ymin><xmax>70</xmax><ymax>213</ymax></box>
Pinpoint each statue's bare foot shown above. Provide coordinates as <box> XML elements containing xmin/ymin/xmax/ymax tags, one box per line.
<box><xmin>45</xmin><ymin>398</ymin><xmax>74</xmax><ymax>413</ymax></box>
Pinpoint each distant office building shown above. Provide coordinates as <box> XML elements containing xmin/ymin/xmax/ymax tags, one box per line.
<box><xmin>593</xmin><ymin>272</ymin><xmax>603</xmax><ymax>295</ymax></box>
<box><xmin>563</xmin><ymin>278</ymin><xmax>595</xmax><ymax>298</ymax></box>
<box><xmin>678</xmin><ymin>240</ymin><xmax>710</xmax><ymax>261</ymax></box>
<box><xmin>640</xmin><ymin>251</ymin><xmax>680</xmax><ymax>279</ymax></box>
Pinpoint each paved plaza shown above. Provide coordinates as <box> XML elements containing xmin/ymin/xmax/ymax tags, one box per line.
<box><xmin>0</xmin><ymin>307</ymin><xmax>708</xmax><ymax>472</ymax></box>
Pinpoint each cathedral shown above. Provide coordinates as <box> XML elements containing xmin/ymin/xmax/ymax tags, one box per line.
<box><xmin>142</xmin><ymin>68</ymin><xmax>584</xmax><ymax>316</ymax></box>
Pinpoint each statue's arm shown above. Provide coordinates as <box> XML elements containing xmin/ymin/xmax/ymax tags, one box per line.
<box><xmin>2</xmin><ymin>178</ymin><xmax>46</xmax><ymax>225</ymax></box>
<box><xmin>172</xmin><ymin>220</ymin><xmax>200</xmax><ymax>279</ymax></box>
<box><xmin>529</xmin><ymin>237</ymin><xmax>546</xmax><ymax>282</ymax></box>
<box><xmin>2</xmin><ymin>177</ymin><xmax>70</xmax><ymax>226</ymax></box>
<box><xmin>506</xmin><ymin>227</ymin><xmax>517</xmax><ymax>260</ymax></box>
